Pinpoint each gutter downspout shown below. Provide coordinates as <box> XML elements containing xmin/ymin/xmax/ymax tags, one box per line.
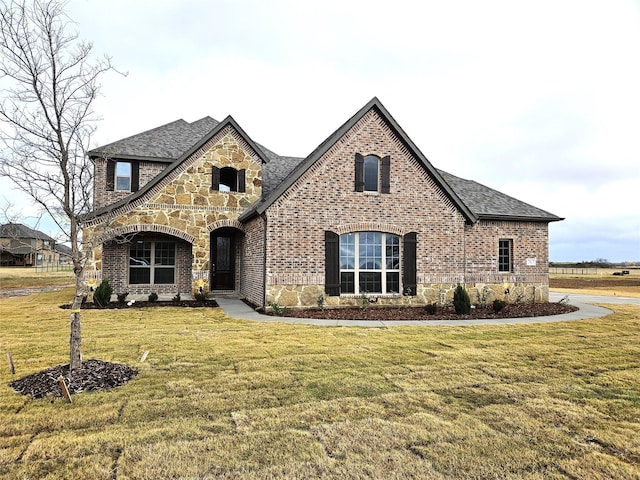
<box><xmin>261</xmin><ymin>212</ymin><xmax>268</xmax><ymax>311</ymax></box>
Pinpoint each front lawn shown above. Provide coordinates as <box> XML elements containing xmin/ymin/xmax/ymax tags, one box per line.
<box><xmin>1</xmin><ymin>288</ymin><xmax>639</xmax><ymax>479</ymax></box>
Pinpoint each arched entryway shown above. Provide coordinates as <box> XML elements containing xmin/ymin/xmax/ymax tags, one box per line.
<box><xmin>210</xmin><ymin>227</ymin><xmax>243</xmax><ymax>291</ymax></box>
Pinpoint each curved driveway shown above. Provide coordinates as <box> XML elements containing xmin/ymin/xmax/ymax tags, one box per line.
<box><xmin>216</xmin><ymin>292</ymin><xmax>639</xmax><ymax>327</ymax></box>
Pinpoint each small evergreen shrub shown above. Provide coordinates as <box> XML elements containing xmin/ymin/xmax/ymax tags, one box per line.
<box><xmin>453</xmin><ymin>284</ymin><xmax>471</xmax><ymax>315</ymax></box>
<box><xmin>268</xmin><ymin>301</ymin><xmax>289</xmax><ymax>316</ymax></box>
<box><xmin>148</xmin><ymin>292</ymin><xmax>158</xmax><ymax>303</ymax></box>
<box><xmin>93</xmin><ymin>279</ymin><xmax>113</xmax><ymax>307</ymax></box>
<box><xmin>424</xmin><ymin>303</ymin><xmax>438</xmax><ymax>315</ymax></box>
<box><xmin>194</xmin><ymin>290</ymin><xmax>208</xmax><ymax>303</ymax></box>
<box><xmin>116</xmin><ymin>292</ymin><xmax>129</xmax><ymax>304</ymax></box>
<box><xmin>172</xmin><ymin>293</ymin><xmax>181</xmax><ymax>304</ymax></box>
<box><xmin>492</xmin><ymin>299</ymin><xmax>506</xmax><ymax>313</ymax></box>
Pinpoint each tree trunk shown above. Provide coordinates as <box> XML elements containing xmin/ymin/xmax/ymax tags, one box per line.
<box><xmin>69</xmin><ymin>260</ymin><xmax>84</xmax><ymax>372</ymax></box>
<box><xmin>69</xmin><ymin>311</ymin><xmax>82</xmax><ymax>371</ymax></box>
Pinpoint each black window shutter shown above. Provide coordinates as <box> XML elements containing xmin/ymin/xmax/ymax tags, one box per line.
<box><xmin>403</xmin><ymin>232</ymin><xmax>417</xmax><ymax>296</ymax></box>
<box><xmin>131</xmin><ymin>161</ymin><xmax>140</xmax><ymax>192</ymax></box>
<box><xmin>381</xmin><ymin>156</ymin><xmax>391</xmax><ymax>193</ymax></box>
<box><xmin>212</xmin><ymin>166</ymin><xmax>220</xmax><ymax>190</ymax></box>
<box><xmin>354</xmin><ymin>153</ymin><xmax>364</xmax><ymax>192</ymax></box>
<box><xmin>325</xmin><ymin>231</ymin><xmax>340</xmax><ymax>296</ymax></box>
<box><xmin>106</xmin><ymin>160</ymin><xmax>115</xmax><ymax>191</ymax></box>
<box><xmin>238</xmin><ymin>169</ymin><xmax>246</xmax><ymax>193</ymax></box>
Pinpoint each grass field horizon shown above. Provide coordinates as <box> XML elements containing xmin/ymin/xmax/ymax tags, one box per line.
<box><xmin>1</xmin><ymin>270</ymin><xmax>639</xmax><ymax>478</ymax></box>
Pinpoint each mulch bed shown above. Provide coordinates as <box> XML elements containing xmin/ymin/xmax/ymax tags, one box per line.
<box><xmin>61</xmin><ymin>299</ymin><xmax>219</xmax><ymax>309</ymax></box>
<box><xmin>9</xmin><ymin>359</ymin><xmax>138</xmax><ymax>399</ymax></box>
<box><xmin>276</xmin><ymin>302</ymin><xmax>578</xmax><ymax>321</ymax></box>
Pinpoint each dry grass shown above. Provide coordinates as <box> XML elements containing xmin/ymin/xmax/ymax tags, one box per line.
<box><xmin>1</xmin><ymin>286</ymin><xmax>639</xmax><ymax>479</ymax></box>
<box><xmin>550</xmin><ymin>272</ymin><xmax>640</xmax><ymax>299</ymax></box>
<box><xmin>0</xmin><ymin>267</ymin><xmax>74</xmax><ymax>291</ymax></box>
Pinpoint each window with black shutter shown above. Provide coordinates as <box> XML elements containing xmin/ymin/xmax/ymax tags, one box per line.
<box><xmin>213</xmin><ymin>167</ymin><xmax>245</xmax><ymax>192</ymax></box>
<box><xmin>325</xmin><ymin>231</ymin><xmax>340</xmax><ymax>295</ymax></box>
<box><xmin>106</xmin><ymin>160</ymin><xmax>115</xmax><ymax>191</ymax></box>
<box><xmin>403</xmin><ymin>232</ymin><xmax>417</xmax><ymax>296</ymax></box>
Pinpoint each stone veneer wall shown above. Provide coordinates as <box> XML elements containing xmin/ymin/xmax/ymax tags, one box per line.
<box><xmin>84</xmin><ymin>127</ymin><xmax>262</xmax><ymax>295</ymax></box>
<box><xmin>262</xmin><ymin>108</ymin><xmax>551</xmax><ymax>309</ymax></box>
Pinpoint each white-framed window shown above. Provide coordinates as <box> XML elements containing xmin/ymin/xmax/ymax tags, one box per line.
<box><xmin>129</xmin><ymin>240</ymin><xmax>176</xmax><ymax>284</ymax></box>
<box><xmin>498</xmin><ymin>239</ymin><xmax>513</xmax><ymax>272</ymax></box>
<box><xmin>339</xmin><ymin>232</ymin><xmax>400</xmax><ymax>294</ymax></box>
<box><xmin>115</xmin><ymin>162</ymin><xmax>132</xmax><ymax>191</ymax></box>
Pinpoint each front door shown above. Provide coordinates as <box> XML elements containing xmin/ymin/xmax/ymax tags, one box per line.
<box><xmin>212</xmin><ymin>233</ymin><xmax>235</xmax><ymax>290</ymax></box>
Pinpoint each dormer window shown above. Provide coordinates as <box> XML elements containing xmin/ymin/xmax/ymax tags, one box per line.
<box><xmin>212</xmin><ymin>166</ymin><xmax>246</xmax><ymax>193</ymax></box>
<box><xmin>106</xmin><ymin>160</ymin><xmax>139</xmax><ymax>192</ymax></box>
<box><xmin>115</xmin><ymin>162</ymin><xmax>132</xmax><ymax>191</ymax></box>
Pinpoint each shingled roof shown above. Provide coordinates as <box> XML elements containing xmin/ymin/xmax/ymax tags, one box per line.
<box><xmin>437</xmin><ymin>170</ymin><xmax>562</xmax><ymax>222</ymax></box>
<box><xmin>87</xmin><ymin>101</ymin><xmax>562</xmax><ymax>223</ymax></box>
<box><xmin>0</xmin><ymin>223</ymin><xmax>55</xmax><ymax>241</ymax></box>
<box><xmin>88</xmin><ymin>117</ymin><xmax>220</xmax><ymax>161</ymax></box>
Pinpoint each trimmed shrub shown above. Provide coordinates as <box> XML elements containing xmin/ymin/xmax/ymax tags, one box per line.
<box><xmin>493</xmin><ymin>299</ymin><xmax>507</xmax><ymax>313</ymax></box>
<box><xmin>93</xmin><ymin>279</ymin><xmax>113</xmax><ymax>307</ymax></box>
<box><xmin>116</xmin><ymin>292</ymin><xmax>129</xmax><ymax>304</ymax></box>
<box><xmin>424</xmin><ymin>303</ymin><xmax>438</xmax><ymax>315</ymax></box>
<box><xmin>453</xmin><ymin>284</ymin><xmax>471</xmax><ymax>315</ymax></box>
<box><xmin>148</xmin><ymin>292</ymin><xmax>158</xmax><ymax>303</ymax></box>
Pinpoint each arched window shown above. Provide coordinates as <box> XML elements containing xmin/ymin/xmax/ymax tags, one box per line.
<box><xmin>354</xmin><ymin>153</ymin><xmax>390</xmax><ymax>193</ymax></box>
<box><xmin>363</xmin><ymin>155</ymin><xmax>379</xmax><ymax>192</ymax></box>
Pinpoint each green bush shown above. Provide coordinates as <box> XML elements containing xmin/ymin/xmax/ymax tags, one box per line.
<box><xmin>424</xmin><ymin>303</ymin><xmax>438</xmax><ymax>315</ymax></box>
<box><xmin>93</xmin><ymin>279</ymin><xmax>113</xmax><ymax>307</ymax></box>
<box><xmin>116</xmin><ymin>292</ymin><xmax>129</xmax><ymax>304</ymax></box>
<box><xmin>493</xmin><ymin>299</ymin><xmax>506</xmax><ymax>313</ymax></box>
<box><xmin>453</xmin><ymin>284</ymin><xmax>471</xmax><ymax>315</ymax></box>
<box><xmin>148</xmin><ymin>292</ymin><xmax>158</xmax><ymax>303</ymax></box>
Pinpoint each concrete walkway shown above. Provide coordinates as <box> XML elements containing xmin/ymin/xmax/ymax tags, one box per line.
<box><xmin>215</xmin><ymin>292</ymin><xmax>638</xmax><ymax>327</ymax></box>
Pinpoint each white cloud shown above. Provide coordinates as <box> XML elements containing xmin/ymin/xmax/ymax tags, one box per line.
<box><xmin>1</xmin><ymin>0</ymin><xmax>639</xmax><ymax>261</ymax></box>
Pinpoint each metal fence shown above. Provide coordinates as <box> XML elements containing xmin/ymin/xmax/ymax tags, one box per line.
<box><xmin>549</xmin><ymin>267</ymin><xmax>600</xmax><ymax>275</ymax></box>
<box><xmin>35</xmin><ymin>263</ymin><xmax>74</xmax><ymax>273</ymax></box>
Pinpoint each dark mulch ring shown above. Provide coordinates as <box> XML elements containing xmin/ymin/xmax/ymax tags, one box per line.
<box><xmin>9</xmin><ymin>359</ymin><xmax>138</xmax><ymax>399</ymax></box>
<box><xmin>60</xmin><ymin>299</ymin><xmax>219</xmax><ymax>309</ymax></box>
<box><xmin>275</xmin><ymin>302</ymin><xmax>578</xmax><ymax>321</ymax></box>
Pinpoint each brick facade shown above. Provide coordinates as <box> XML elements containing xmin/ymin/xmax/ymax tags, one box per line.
<box><xmin>262</xmin><ymin>109</ymin><xmax>551</xmax><ymax>308</ymax></box>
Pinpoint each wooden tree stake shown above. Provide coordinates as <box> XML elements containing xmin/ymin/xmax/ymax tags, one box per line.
<box><xmin>7</xmin><ymin>352</ymin><xmax>15</xmax><ymax>375</ymax></box>
<box><xmin>57</xmin><ymin>376</ymin><xmax>72</xmax><ymax>403</ymax></box>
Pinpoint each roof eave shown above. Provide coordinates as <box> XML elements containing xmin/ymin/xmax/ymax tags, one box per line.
<box><xmin>89</xmin><ymin>153</ymin><xmax>176</xmax><ymax>163</ymax></box>
<box><xmin>477</xmin><ymin>214</ymin><xmax>565</xmax><ymax>223</ymax></box>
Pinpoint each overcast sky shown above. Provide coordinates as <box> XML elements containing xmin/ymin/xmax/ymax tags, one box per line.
<box><xmin>1</xmin><ymin>0</ymin><xmax>639</xmax><ymax>262</ymax></box>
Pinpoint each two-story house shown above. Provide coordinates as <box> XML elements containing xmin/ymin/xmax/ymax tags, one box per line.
<box><xmin>82</xmin><ymin>98</ymin><xmax>562</xmax><ymax>309</ymax></box>
<box><xmin>0</xmin><ymin>223</ymin><xmax>61</xmax><ymax>267</ymax></box>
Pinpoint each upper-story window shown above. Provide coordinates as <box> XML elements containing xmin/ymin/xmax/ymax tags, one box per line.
<box><xmin>498</xmin><ymin>239</ymin><xmax>513</xmax><ymax>272</ymax></box>
<box><xmin>363</xmin><ymin>156</ymin><xmax>379</xmax><ymax>192</ymax></box>
<box><xmin>115</xmin><ymin>162</ymin><xmax>132</xmax><ymax>191</ymax></box>
<box><xmin>106</xmin><ymin>160</ymin><xmax>139</xmax><ymax>193</ymax></box>
<box><xmin>355</xmin><ymin>153</ymin><xmax>390</xmax><ymax>193</ymax></box>
<box><xmin>212</xmin><ymin>166</ymin><xmax>246</xmax><ymax>193</ymax></box>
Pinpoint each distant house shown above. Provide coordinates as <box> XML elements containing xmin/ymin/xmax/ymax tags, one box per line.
<box><xmin>0</xmin><ymin>223</ymin><xmax>60</xmax><ymax>267</ymax></box>
<box><xmin>82</xmin><ymin>98</ymin><xmax>562</xmax><ymax>308</ymax></box>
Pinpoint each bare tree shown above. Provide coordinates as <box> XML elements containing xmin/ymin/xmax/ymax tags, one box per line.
<box><xmin>0</xmin><ymin>0</ymin><xmax>120</xmax><ymax>371</ymax></box>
